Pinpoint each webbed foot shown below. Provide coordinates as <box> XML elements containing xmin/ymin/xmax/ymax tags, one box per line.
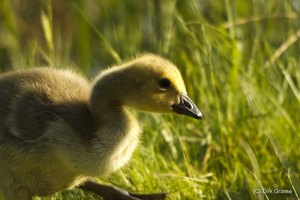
<box><xmin>78</xmin><ymin>180</ymin><xmax>168</xmax><ymax>200</ymax></box>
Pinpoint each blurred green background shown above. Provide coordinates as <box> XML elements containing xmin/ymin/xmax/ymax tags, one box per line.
<box><xmin>1</xmin><ymin>0</ymin><xmax>300</xmax><ymax>199</ymax></box>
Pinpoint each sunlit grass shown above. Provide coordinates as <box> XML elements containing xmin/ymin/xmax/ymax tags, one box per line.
<box><xmin>1</xmin><ymin>0</ymin><xmax>299</xmax><ymax>199</ymax></box>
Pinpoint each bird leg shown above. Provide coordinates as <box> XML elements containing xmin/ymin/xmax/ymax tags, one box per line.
<box><xmin>78</xmin><ymin>180</ymin><xmax>168</xmax><ymax>200</ymax></box>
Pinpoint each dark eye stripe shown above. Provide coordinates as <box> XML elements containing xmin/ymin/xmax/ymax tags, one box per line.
<box><xmin>159</xmin><ymin>78</ymin><xmax>171</xmax><ymax>89</ymax></box>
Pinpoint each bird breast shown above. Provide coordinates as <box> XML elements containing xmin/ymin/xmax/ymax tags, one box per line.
<box><xmin>90</xmin><ymin>117</ymin><xmax>140</xmax><ymax>177</ymax></box>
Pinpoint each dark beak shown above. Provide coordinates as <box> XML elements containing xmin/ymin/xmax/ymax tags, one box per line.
<box><xmin>172</xmin><ymin>94</ymin><xmax>202</xmax><ymax>120</ymax></box>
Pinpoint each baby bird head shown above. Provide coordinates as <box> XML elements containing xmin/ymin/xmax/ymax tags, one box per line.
<box><xmin>93</xmin><ymin>54</ymin><xmax>202</xmax><ymax>119</ymax></box>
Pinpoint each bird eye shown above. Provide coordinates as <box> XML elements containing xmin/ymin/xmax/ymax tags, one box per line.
<box><xmin>158</xmin><ymin>78</ymin><xmax>171</xmax><ymax>89</ymax></box>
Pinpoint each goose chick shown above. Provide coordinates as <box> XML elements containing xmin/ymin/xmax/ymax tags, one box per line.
<box><xmin>0</xmin><ymin>54</ymin><xmax>202</xmax><ymax>200</ymax></box>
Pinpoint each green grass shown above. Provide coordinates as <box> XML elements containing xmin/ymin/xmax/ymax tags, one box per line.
<box><xmin>1</xmin><ymin>0</ymin><xmax>300</xmax><ymax>199</ymax></box>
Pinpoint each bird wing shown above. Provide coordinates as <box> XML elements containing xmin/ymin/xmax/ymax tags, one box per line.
<box><xmin>0</xmin><ymin>68</ymin><xmax>92</xmax><ymax>141</ymax></box>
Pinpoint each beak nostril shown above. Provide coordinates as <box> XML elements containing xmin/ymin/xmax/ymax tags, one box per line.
<box><xmin>183</xmin><ymin>100</ymin><xmax>193</xmax><ymax>109</ymax></box>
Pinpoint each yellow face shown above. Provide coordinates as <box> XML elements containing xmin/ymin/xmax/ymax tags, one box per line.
<box><xmin>122</xmin><ymin>55</ymin><xmax>202</xmax><ymax>119</ymax></box>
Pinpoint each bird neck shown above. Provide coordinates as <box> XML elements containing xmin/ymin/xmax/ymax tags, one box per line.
<box><xmin>88</xmin><ymin>71</ymin><xmax>138</xmax><ymax>135</ymax></box>
<box><xmin>88</xmin><ymin>73</ymin><xmax>140</xmax><ymax>172</ymax></box>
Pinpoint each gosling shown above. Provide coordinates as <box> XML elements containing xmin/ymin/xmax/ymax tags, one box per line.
<box><xmin>0</xmin><ymin>54</ymin><xmax>202</xmax><ymax>200</ymax></box>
